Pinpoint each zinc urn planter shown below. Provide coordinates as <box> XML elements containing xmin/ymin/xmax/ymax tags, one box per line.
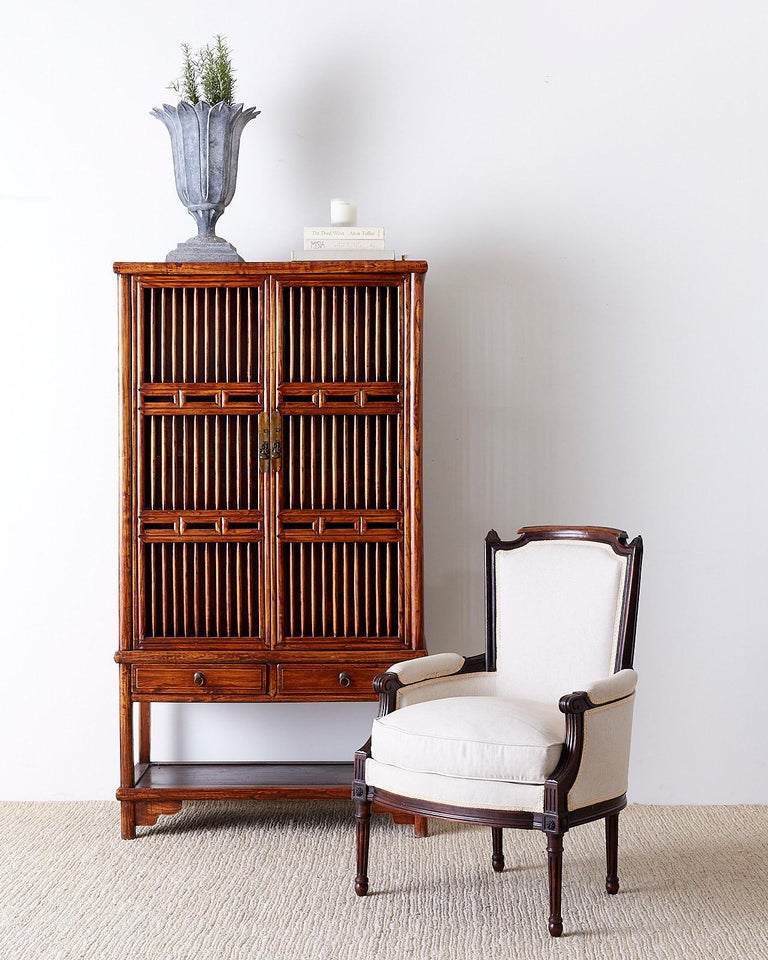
<box><xmin>152</xmin><ymin>100</ymin><xmax>260</xmax><ymax>262</ymax></box>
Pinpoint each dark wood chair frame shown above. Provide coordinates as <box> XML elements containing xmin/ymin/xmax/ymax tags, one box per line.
<box><xmin>353</xmin><ymin>525</ymin><xmax>643</xmax><ymax>937</ymax></box>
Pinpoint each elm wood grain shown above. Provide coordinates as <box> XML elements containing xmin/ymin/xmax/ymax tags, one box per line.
<box><xmin>385</xmin><ymin>811</ymin><xmax>428</xmax><ymax>837</ymax></box>
<box><xmin>276</xmin><ymin>662</ymin><xmax>402</xmax><ymax>698</ymax></box>
<box><xmin>138</xmin><ymin>702</ymin><xmax>151</xmax><ymax>765</ymax></box>
<box><xmin>114</xmin><ymin>261</ymin><xmax>428</xmax><ymax>279</ymax></box>
<box><xmin>120</xmin><ymin>762</ymin><xmax>422</xmax><ymax>828</ymax></box>
<box><xmin>125</xmin><ymin>656</ymin><xmax>411</xmax><ymax>703</ymax></box>
<box><xmin>132</xmin><ymin>663</ymin><xmax>269</xmax><ymax>696</ymax></box>
<box><xmin>122</xmin><ymin>264</ymin><xmax>426</xmax><ymax>655</ymax></box>
<box><xmin>354</xmin><ymin>526</ymin><xmax>643</xmax><ymax>938</ymax></box>
<box><xmin>135</xmin><ymin>800</ymin><xmax>182</xmax><ymax>827</ymax></box>
<box><xmin>116</xmin><ymin>262</ymin><xmax>427</xmax><ymax>835</ymax></box>
<box><xmin>128</xmin><ymin>761</ymin><xmax>356</xmax><ymax>793</ymax></box>
<box><xmin>115</xmin><ymin>649</ymin><xmax>412</xmax><ymax>664</ymax></box>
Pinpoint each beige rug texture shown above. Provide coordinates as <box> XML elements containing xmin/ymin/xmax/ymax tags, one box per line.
<box><xmin>0</xmin><ymin>801</ymin><xmax>766</xmax><ymax>960</ymax></box>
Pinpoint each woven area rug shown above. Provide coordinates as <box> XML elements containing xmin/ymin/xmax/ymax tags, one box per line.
<box><xmin>1</xmin><ymin>801</ymin><xmax>766</xmax><ymax>959</ymax></box>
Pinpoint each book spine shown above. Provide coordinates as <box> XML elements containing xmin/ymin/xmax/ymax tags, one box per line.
<box><xmin>304</xmin><ymin>238</ymin><xmax>387</xmax><ymax>251</ymax></box>
<box><xmin>303</xmin><ymin>227</ymin><xmax>386</xmax><ymax>240</ymax></box>
<box><xmin>291</xmin><ymin>250</ymin><xmax>397</xmax><ymax>262</ymax></box>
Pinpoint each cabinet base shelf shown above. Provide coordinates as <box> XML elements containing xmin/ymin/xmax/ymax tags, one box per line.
<box><xmin>117</xmin><ymin>762</ymin><xmax>427</xmax><ymax>838</ymax></box>
<box><xmin>120</xmin><ymin>761</ymin><xmax>355</xmax><ymax>801</ymax></box>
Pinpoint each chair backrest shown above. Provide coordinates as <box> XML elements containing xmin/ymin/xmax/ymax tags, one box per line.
<box><xmin>485</xmin><ymin>526</ymin><xmax>642</xmax><ymax>702</ymax></box>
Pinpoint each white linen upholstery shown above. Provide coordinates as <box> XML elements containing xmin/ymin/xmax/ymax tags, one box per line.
<box><xmin>395</xmin><ymin>671</ymin><xmax>497</xmax><ymax>709</ymax></box>
<box><xmin>494</xmin><ymin>540</ymin><xmax>628</xmax><ymax>702</ymax></box>
<box><xmin>387</xmin><ymin>653</ymin><xmax>465</xmax><ymax>686</ymax></box>
<box><xmin>365</xmin><ymin>758</ymin><xmax>545</xmax><ymax>812</ymax></box>
<box><xmin>585</xmin><ymin>668</ymin><xmax>637</xmax><ymax>706</ymax></box>
<box><xmin>372</xmin><ymin>696</ymin><xmax>565</xmax><ymax>783</ymax></box>
<box><xmin>568</xmin><ymin>693</ymin><xmax>635</xmax><ymax>809</ymax></box>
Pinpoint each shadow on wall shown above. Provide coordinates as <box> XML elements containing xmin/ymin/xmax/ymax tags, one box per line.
<box><xmin>420</xmin><ymin>242</ymin><xmax>623</xmax><ymax>657</ymax></box>
<box><xmin>258</xmin><ymin>53</ymin><xmax>395</xmax><ymax>226</ymax></box>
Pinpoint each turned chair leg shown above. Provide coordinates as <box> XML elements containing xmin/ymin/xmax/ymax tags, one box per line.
<box><xmin>605</xmin><ymin>812</ymin><xmax>620</xmax><ymax>894</ymax></box>
<box><xmin>546</xmin><ymin>832</ymin><xmax>564</xmax><ymax>937</ymax></box>
<box><xmin>355</xmin><ymin>799</ymin><xmax>372</xmax><ymax>896</ymax></box>
<box><xmin>491</xmin><ymin>827</ymin><xmax>504</xmax><ymax>872</ymax></box>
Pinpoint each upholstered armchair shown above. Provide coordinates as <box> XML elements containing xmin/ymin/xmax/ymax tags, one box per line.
<box><xmin>353</xmin><ymin>525</ymin><xmax>643</xmax><ymax>937</ymax></box>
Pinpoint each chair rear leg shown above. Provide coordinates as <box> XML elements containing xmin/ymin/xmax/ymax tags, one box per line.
<box><xmin>546</xmin><ymin>832</ymin><xmax>564</xmax><ymax>937</ymax></box>
<box><xmin>491</xmin><ymin>827</ymin><xmax>504</xmax><ymax>872</ymax></box>
<box><xmin>605</xmin><ymin>812</ymin><xmax>620</xmax><ymax>894</ymax></box>
<box><xmin>355</xmin><ymin>799</ymin><xmax>372</xmax><ymax>896</ymax></box>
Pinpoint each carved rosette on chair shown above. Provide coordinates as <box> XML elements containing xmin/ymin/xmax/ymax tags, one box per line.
<box><xmin>152</xmin><ymin>101</ymin><xmax>260</xmax><ymax>262</ymax></box>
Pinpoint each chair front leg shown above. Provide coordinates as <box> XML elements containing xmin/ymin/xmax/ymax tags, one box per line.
<box><xmin>546</xmin><ymin>831</ymin><xmax>564</xmax><ymax>937</ymax></box>
<box><xmin>355</xmin><ymin>798</ymin><xmax>372</xmax><ymax>896</ymax></box>
<box><xmin>491</xmin><ymin>827</ymin><xmax>504</xmax><ymax>872</ymax></box>
<box><xmin>605</xmin><ymin>812</ymin><xmax>620</xmax><ymax>894</ymax></box>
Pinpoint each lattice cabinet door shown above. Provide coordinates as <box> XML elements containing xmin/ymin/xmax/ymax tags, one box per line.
<box><xmin>271</xmin><ymin>277</ymin><xmax>424</xmax><ymax>667</ymax></box>
<box><xmin>132</xmin><ymin>280</ymin><xmax>269</xmax><ymax>659</ymax></box>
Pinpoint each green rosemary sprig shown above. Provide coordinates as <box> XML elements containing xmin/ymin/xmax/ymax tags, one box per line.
<box><xmin>169</xmin><ymin>35</ymin><xmax>236</xmax><ymax>106</ymax></box>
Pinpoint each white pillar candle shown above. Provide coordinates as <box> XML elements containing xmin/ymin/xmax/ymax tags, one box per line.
<box><xmin>330</xmin><ymin>199</ymin><xmax>358</xmax><ymax>226</ymax></box>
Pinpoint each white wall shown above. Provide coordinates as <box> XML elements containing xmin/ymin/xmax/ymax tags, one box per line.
<box><xmin>2</xmin><ymin>0</ymin><xmax>767</xmax><ymax>802</ymax></box>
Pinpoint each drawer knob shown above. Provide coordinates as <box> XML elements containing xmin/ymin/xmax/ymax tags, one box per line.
<box><xmin>193</xmin><ymin>672</ymin><xmax>206</xmax><ymax>687</ymax></box>
<box><xmin>339</xmin><ymin>672</ymin><xmax>352</xmax><ymax>688</ymax></box>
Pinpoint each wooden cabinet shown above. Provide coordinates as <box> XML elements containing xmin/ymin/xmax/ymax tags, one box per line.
<box><xmin>115</xmin><ymin>261</ymin><xmax>427</xmax><ymax>837</ymax></box>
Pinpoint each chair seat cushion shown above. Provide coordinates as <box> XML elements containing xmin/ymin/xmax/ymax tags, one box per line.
<box><xmin>371</xmin><ymin>696</ymin><xmax>565</xmax><ymax>783</ymax></box>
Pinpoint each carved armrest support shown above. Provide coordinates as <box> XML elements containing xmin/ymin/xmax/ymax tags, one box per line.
<box><xmin>373</xmin><ymin>673</ymin><xmax>404</xmax><ymax>716</ymax></box>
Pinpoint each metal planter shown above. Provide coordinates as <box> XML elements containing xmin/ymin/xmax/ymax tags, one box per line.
<box><xmin>152</xmin><ymin>101</ymin><xmax>260</xmax><ymax>262</ymax></box>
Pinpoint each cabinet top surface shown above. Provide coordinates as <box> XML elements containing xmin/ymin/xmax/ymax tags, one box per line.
<box><xmin>114</xmin><ymin>260</ymin><xmax>428</xmax><ymax>278</ymax></box>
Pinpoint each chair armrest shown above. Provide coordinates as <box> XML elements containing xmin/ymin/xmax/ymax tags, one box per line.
<box><xmin>560</xmin><ymin>669</ymin><xmax>637</xmax><ymax>712</ymax></box>
<box><xmin>374</xmin><ymin>652</ymin><xmax>488</xmax><ymax>715</ymax></box>
<box><xmin>585</xmin><ymin>668</ymin><xmax>637</xmax><ymax>705</ymax></box>
<box><xmin>549</xmin><ymin>669</ymin><xmax>638</xmax><ymax>819</ymax></box>
<box><xmin>386</xmin><ymin>652</ymin><xmax>466</xmax><ymax>686</ymax></box>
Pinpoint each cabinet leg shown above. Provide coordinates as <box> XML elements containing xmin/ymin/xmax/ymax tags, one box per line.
<box><xmin>120</xmin><ymin>801</ymin><xmax>137</xmax><ymax>840</ymax></box>
<box><xmin>381</xmin><ymin>808</ymin><xmax>429</xmax><ymax>836</ymax></box>
<box><xmin>138</xmin><ymin>701</ymin><xmax>151</xmax><ymax>765</ymax></box>
<box><xmin>118</xmin><ymin>665</ymin><xmax>136</xmax><ymax>839</ymax></box>
<box><xmin>414</xmin><ymin>815</ymin><xmax>429</xmax><ymax>838</ymax></box>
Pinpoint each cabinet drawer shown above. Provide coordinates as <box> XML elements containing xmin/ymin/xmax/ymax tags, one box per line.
<box><xmin>276</xmin><ymin>662</ymin><xmax>393</xmax><ymax>699</ymax></box>
<box><xmin>133</xmin><ymin>664</ymin><xmax>268</xmax><ymax>697</ymax></box>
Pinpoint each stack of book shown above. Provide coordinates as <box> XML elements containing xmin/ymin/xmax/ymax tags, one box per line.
<box><xmin>292</xmin><ymin>226</ymin><xmax>396</xmax><ymax>261</ymax></box>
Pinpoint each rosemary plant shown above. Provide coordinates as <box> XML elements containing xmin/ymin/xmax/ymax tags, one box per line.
<box><xmin>170</xmin><ymin>35</ymin><xmax>237</xmax><ymax>105</ymax></box>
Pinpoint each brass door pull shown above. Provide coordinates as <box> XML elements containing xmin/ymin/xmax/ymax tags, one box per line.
<box><xmin>193</xmin><ymin>672</ymin><xmax>206</xmax><ymax>687</ymax></box>
<box><xmin>258</xmin><ymin>411</ymin><xmax>271</xmax><ymax>473</ymax></box>
<box><xmin>258</xmin><ymin>411</ymin><xmax>281</xmax><ymax>472</ymax></box>
<box><xmin>339</xmin><ymin>672</ymin><xmax>351</xmax><ymax>688</ymax></box>
<box><xmin>270</xmin><ymin>411</ymin><xmax>282</xmax><ymax>472</ymax></box>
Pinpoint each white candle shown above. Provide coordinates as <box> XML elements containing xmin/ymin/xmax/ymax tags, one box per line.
<box><xmin>330</xmin><ymin>199</ymin><xmax>358</xmax><ymax>226</ymax></box>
